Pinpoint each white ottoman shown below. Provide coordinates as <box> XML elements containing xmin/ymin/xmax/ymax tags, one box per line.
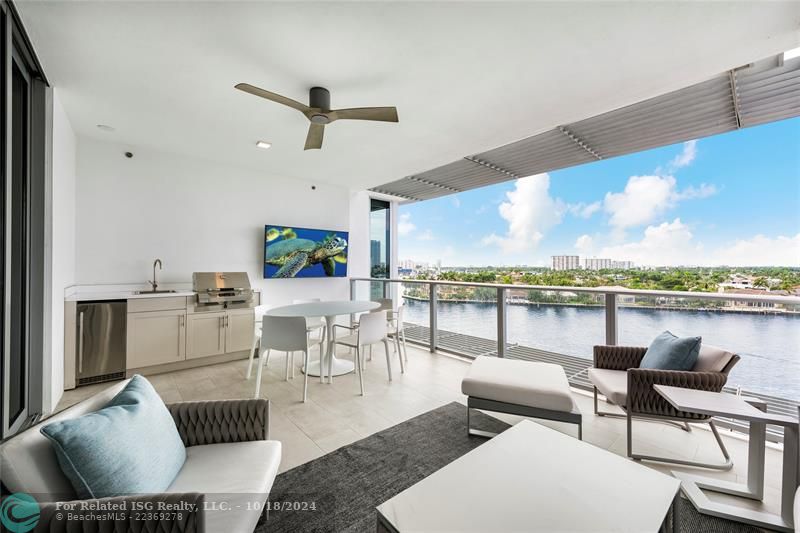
<box><xmin>461</xmin><ymin>357</ymin><xmax>582</xmax><ymax>439</ymax></box>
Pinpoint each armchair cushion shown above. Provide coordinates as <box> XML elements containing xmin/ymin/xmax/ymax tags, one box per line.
<box><xmin>587</xmin><ymin>368</ymin><xmax>628</xmax><ymax>406</ymax></box>
<box><xmin>640</xmin><ymin>331</ymin><xmax>701</xmax><ymax>371</ymax></box>
<box><xmin>166</xmin><ymin>440</ymin><xmax>281</xmax><ymax>533</ymax></box>
<box><xmin>40</xmin><ymin>375</ymin><xmax>186</xmax><ymax>499</ymax></box>
<box><xmin>693</xmin><ymin>344</ymin><xmax>736</xmax><ymax>373</ymax></box>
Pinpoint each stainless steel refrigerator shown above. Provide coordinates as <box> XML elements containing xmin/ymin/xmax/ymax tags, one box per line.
<box><xmin>76</xmin><ymin>300</ymin><xmax>127</xmax><ymax>386</ymax></box>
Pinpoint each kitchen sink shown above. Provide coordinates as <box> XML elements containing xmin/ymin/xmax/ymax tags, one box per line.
<box><xmin>133</xmin><ymin>289</ymin><xmax>178</xmax><ymax>295</ymax></box>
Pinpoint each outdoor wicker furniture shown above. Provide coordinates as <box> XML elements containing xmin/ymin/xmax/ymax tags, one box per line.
<box><xmin>589</xmin><ymin>343</ymin><xmax>740</xmax><ymax>470</ymax></box>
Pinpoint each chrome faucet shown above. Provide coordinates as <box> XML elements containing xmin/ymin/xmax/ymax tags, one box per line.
<box><xmin>149</xmin><ymin>259</ymin><xmax>162</xmax><ymax>292</ymax></box>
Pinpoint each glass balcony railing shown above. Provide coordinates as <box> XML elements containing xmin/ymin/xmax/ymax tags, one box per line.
<box><xmin>351</xmin><ymin>277</ymin><xmax>800</xmax><ymax>442</ymax></box>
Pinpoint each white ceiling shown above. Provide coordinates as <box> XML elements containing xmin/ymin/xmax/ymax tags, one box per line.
<box><xmin>18</xmin><ymin>1</ymin><xmax>800</xmax><ymax>191</ymax></box>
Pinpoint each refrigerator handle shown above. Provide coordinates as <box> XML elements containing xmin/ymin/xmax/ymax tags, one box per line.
<box><xmin>78</xmin><ymin>311</ymin><xmax>85</xmax><ymax>374</ymax></box>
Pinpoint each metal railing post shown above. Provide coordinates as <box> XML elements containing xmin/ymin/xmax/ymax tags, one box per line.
<box><xmin>429</xmin><ymin>283</ymin><xmax>438</xmax><ymax>353</ymax></box>
<box><xmin>497</xmin><ymin>287</ymin><xmax>507</xmax><ymax>357</ymax></box>
<box><xmin>605</xmin><ymin>293</ymin><xmax>618</xmax><ymax>346</ymax></box>
<box><xmin>350</xmin><ymin>279</ymin><xmax>357</xmax><ymax>326</ymax></box>
<box><xmin>383</xmin><ymin>279</ymin><xmax>389</xmax><ymax>299</ymax></box>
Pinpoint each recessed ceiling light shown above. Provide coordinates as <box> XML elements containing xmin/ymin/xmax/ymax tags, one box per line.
<box><xmin>256</xmin><ymin>141</ymin><xmax>272</xmax><ymax>150</ymax></box>
<box><xmin>784</xmin><ymin>46</ymin><xmax>800</xmax><ymax>61</ymax></box>
<box><xmin>96</xmin><ymin>124</ymin><xmax>115</xmax><ymax>132</ymax></box>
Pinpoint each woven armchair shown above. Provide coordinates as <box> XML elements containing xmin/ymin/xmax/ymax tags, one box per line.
<box><xmin>590</xmin><ymin>345</ymin><xmax>740</xmax><ymax>470</ymax></box>
<box><xmin>5</xmin><ymin>397</ymin><xmax>274</xmax><ymax>533</ymax></box>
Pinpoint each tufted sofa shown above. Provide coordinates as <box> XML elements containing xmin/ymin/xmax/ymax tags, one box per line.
<box><xmin>0</xmin><ymin>379</ymin><xmax>281</xmax><ymax>532</ymax></box>
<box><xmin>589</xmin><ymin>344</ymin><xmax>739</xmax><ymax>470</ymax></box>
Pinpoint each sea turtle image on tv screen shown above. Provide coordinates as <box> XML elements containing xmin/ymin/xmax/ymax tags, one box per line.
<box><xmin>264</xmin><ymin>225</ymin><xmax>348</xmax><ymax>278</ymax></box>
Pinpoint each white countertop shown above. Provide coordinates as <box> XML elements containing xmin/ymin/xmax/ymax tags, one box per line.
<box><xmin>65</xmin><ymin>283</ymin><xmax>259</xmax><ymax>302</ymax></box>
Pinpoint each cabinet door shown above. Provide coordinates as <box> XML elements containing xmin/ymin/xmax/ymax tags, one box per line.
<box><xmin>225</xmin><ymin>309</ymin><xmax>255</xmax><ymax>354</ymax></box>
<box><xmin>186</xmin><ymin>312</ymin><xmax>226</xmax><ymax>360</ymax></box>
<box><xmin>127</xmin><ymin>310</ymin><xmax>186</xmax><ymax>369</ymax></box>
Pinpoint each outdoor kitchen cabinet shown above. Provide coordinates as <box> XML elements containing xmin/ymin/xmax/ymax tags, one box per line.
<box><xmin>185</xmin><ymin>311</ymin><xmax>226</xmax><ymax>359</ymax></box>
<box><xmin>126</xmin><ymin>309</ymin><xmax>186</xmax><ymax>368</ymax></box>
<box><xmin>185</xmin><ymin>308</ymin><xmax>254</xmax><ymax>360</ymax></box>
<box><xmin>225</xmin><ymin>309</ymin><xmax>255</xmax><ymax>353</ymax></box>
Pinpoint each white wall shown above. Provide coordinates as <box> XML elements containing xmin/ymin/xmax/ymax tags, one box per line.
<box><xmin>75</xmin><ymin>138</ymin><xmax>353</xmax><ymax>306</ymax></box>
<box><xmin>48</xmin><ymin>91</ymin><xmax>77</xmax><ymax>411</ymax></box>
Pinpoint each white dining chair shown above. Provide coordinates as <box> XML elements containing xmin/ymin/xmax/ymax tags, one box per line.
<box><xmin>333</xmin><ymin>310</ymin><xmax>402</xmax><ymax>395</ymax></box>
<box><xmin>246</xmin><ymin>305</ymin><xmax>269</xmax><ymax>379</ymax></box>
<box><xmin>254</xmin><ymin>315</ymin><xmax>322</xmax><ymax>402</ymax></box>
<box><xmin>388</xmin><ymin>302</ymin><xmax>408</xmax><ymax>363</ymax></box>
<box><xmin>352</xmin><ymin>298</ymin><xmax>394</xmax><ymax>363</ymax></box>
<box><xmin>292</xmin><ymin>298</ymin><xmax>327</xmax><ymax>338</ymax></box>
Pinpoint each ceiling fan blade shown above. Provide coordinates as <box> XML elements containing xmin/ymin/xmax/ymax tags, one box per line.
<box><xmin>304</xmin><ymin>123</ymin><xmax>325</xmax><ymax>150</ymax></box>
<box><xmin>328</xmin><ymin>107</ymin><xmax>399</xmax><ymax>123</ymax></box>
<box><xmin>235</xmin><ymin>83</ymin><xmax>310</xmax><ymax>113</ymax></box>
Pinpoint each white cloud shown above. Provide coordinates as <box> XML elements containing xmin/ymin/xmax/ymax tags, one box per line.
<box><xmin>603</xmin><ymin>175</ymin><xmax>717</xmax><ymax>230</ymax></box>
<box><xmin>599</xmin><ymin>218</ymin><xmax>701</xmax><ymax>266</ymax></box>
<box><xmin>713</xmin><ymin>234</ymin><xmax>800</xmax><ymax>267</ymax></box>
<box><xmin>599</xmin><ymin>218</ymin><xmax>800</xmax><ymax>267</ymax></box>
<box><xmin>568</xmin><ymin>201</ymin><xmax>602</xmax><ymax>218</ymax></box>
<box><xmin>674</xmin><ymin>183</ymin><xmax>718</xmax><ymax>200</ymax></box>
<box><xmin>475</xmin><ymin>205</ymin><xmax>489</xmax><ymax>215</ymax></box>
<box><xmin>452</xmin><ymin>197</ymin><xmax>461</xmax><ymax>208</ymax></box>
<box><xmin>574</xmin><ymin>234</ymin><xmax>594</xmax><ymax>252</ymax></box>
<box><xmin>604</xmin><ymin>175</ymin><xmax>677</xmax><ymax>230</ymax></box>
<box><xmin>480</xmin><ymin>174</ymin><xmax>565</xmax><ymax>254</ymax></box>
<box><xmin>669</xmin><ymin>140</ymin><xmax>698</xmax><ymax>169</ymax></box>
<box><xmin>398</xmin><ymin>212</ymin><xmax>416</xmax><ymax>236</ymax></box>
<box><xmin>417</xmin><ymin>229</ymin><xmax>435</xmax><ymax>241</ymax></box>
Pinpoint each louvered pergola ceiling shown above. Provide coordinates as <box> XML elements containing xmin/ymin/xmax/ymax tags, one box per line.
<box><xmin>370</xmin><ymin>53</ymin><xmax>800</xmax><ymax>202</ymax></box>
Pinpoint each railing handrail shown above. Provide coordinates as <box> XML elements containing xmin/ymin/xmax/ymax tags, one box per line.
<box><xmin>350</xmin><ymin>277</ymin><xmax>800</xmax><ymax>305</ymax></box>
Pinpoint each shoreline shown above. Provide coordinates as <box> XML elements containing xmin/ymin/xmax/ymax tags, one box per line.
<box><xmin>401</xmin><ymin>295</ymin><xmax>799</xmax><ymax>316</ymax></box>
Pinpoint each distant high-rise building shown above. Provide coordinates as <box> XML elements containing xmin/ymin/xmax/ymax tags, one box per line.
<box><xmin>584</xmin><ymin>257</ymin><xmax>634</xmax><ymax>270</ymax></box>
<box><xmin>552</xmin><ymin>255</ymin><xmax>580</xmax><ymax>271</ymax></box>
<box><xmin>584</xmin><ymin>257</ymin><xmax>612</xmax><ymax>270</ymax></box>
<box><xmin>370</xmin><ymin>240</ymin><xmax>382</xmax><ymax>265</ymax></box>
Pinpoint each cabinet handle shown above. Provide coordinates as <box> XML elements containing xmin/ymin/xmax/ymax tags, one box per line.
<box><xmin>78</xmin><ymin>311</ymin><xmax>85</xmax><ymax>374</ymax></box>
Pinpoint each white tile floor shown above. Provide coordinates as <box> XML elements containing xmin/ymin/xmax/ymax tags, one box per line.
<box><xmin>57</xmin><ymin>342</ymin><xmax>790</xmax><ymax>520</ymax></box>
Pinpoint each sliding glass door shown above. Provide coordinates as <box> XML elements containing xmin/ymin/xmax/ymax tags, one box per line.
<box><xmin>1</xmin><ymin>1</ymin><xmax>48</xmax><ymax>439</ymax></box>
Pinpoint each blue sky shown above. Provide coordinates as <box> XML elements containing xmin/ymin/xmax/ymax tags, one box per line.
<box><xmin>398</xmin><ymin>117</ymin><xmax>800</xmax><ymax>267</ymax></box>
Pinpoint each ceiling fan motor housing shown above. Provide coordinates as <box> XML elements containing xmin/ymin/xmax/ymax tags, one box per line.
<box><xmin>310</xmin><ymin>86</ymin><xmax>330</xmax><ymax>112</ymax></box>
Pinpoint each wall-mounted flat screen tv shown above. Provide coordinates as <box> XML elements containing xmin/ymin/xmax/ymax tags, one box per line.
<box><xmin>264</xmin><ymin>225</ymin><xmax>348</xmax><ymax>278</ymax></box>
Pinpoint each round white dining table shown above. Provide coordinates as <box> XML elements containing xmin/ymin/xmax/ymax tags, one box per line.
<box><xmin>266</xmin><ymin>300</ymin><xmax>380</xmax><ymax>377</ymax></box>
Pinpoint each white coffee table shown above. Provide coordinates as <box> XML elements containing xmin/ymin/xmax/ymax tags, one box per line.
<box><xmin>376</xmin><ymin>419</ymin><xmax>681</xmax><ymax>532</ymax></box>
<box><xmin>655</xmin><ymin>384</ymin><xmax>799</xmax><ymax>532</ymax></box>
<box><xmin>267</xmin><ymin>300</ymin><xmax>380</xmax><ymax>377</ymax></box>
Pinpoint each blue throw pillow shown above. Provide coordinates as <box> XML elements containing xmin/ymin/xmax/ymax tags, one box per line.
<box><xmin>40</xmin><ymin>375</ymin><xmax>186</xmax><ymax>499</ymax></box>
<box><xmin>640</xmin><ymin>331</ymin><xmax>702</xmax><ymax>371</ymax></box>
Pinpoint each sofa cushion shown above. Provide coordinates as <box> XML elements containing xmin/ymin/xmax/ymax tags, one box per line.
<box><xmin>40</xmin><ymin>375</ymin><xmax>186</xmax><ymax>499</ymax></box>
<box><xmin>0</xmin><ymin>379</ymin><xmax>130</xmax><ymax>498</ymax></box>
<box><xmin>693</xmin><ymin>344</ymin><xmax>735</xmax><ymax>373</ymax></box>
<box><xmin>588</xmin><ymin>368</ymin><xmax>628</xmax><ymax>406</ymax></box>
<box><xmin>461</xmin><ymin>357</ymin><xmax>576</xmax><ymax>413</ymax></box>
<box><xmin>640</xmin><ymin>331</ymin><xmax>701</xmax><ymax>371</ymax></box>
<box><xmin>167</xmin><ymin>440</ymin><xmax>282</xmax><ymax>533</ymax></box>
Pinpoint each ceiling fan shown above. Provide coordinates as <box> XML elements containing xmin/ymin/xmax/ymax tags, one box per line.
<box><xmin>235</xmin><ymin>83</ymin><xmax>399</xmax><ymax>150</ymax></box>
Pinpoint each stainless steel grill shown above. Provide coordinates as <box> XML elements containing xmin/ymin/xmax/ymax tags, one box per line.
<box><xmin>192</xmin><ymin>272</ymin><xmax>254</xmax><ymax>308</ymax></box>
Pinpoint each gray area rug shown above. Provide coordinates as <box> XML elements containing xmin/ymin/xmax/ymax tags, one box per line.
<box><xmin>257</xmin><ymin>402</ymin><xmax>761</xmax><ymax>533</ymax></box>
